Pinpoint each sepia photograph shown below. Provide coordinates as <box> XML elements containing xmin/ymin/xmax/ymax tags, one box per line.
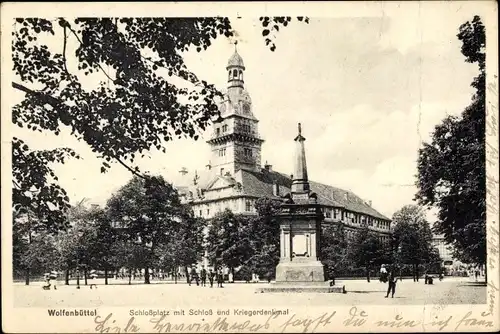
<box><xmin>1</xmin><ymin>1</ymin><xmax>498</xmax><ymax>333</ymax></box>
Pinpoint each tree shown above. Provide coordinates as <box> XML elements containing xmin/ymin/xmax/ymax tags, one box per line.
<box><xmin>206</xmin><ymin>209</ymin><xmax>250</xmax><ymax>276</ymax></box>
<box><xmin>321</xmin><ymin>223</ymin><xmax>350</xmax><ymax>280</ymax></box>
<box><xmin>416</xmin><ymin>16</ymin><xmax>486</xmax><ymax>269</ymax></box>
<box><xmin>13</xmin><ymin>210</ymin><xmax>61</xmax><ymax>285</ymax></box>
<box><xmin>391</xmin><ymin>205</ymin><xmax>441</xmax><ymax>281</ymax></box>
<box><xmin>155</xmin><ymin>205</ymin><xmax>206</xmax><ymax>283</ymax></box>
<box><xmin>106</xmin><ymin>175</ymin><xmax>183</xmax><ymax>284</ymax></box>
<box><xmin>12</xmin><ymin>206</ymin><xmax>63</xmax><ymax>285</ymax></box>
<box><xmin>242</xmin><ymin>198</ymin><xmax>281</xmax><ymax>281</ymax></box>
<box><xmin>351</xmin><ymin>226</ymin><xmax>384</xmax><ymax>282</ymax></box>
<box><xmin>11</xmin><ymin>17</ymin><xmax>308</xmax><ymax>231</ymax></box>
<box><xmin>85</xmin><ymin>208</ymin><xmax>119</xmax><ymax>285</ymax></box>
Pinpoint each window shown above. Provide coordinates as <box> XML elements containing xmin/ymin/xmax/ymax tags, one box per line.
<box><xmin>239</xmin><ymin>70</ymin><xmax>243</xmax><ymax>80</ymax></box>
<box><xmin>216</xmin><ymin>128</ymin><xmax>220</xmax><ymax>136</ymax></box>
<box><xmin>199</xmin><ymin>210</ymin><xmax>202</xmax><ymax>217</ymax></box>
<box><xmin>244</xmin><ymin>148</ymin><xmax>252</xmax><ymax>157</ymax></box>
<box><xmin>220</xmin><ymin>168</ymin><xmax>224</xmax><ymax>175</ymax></box>
<box><xmin>333</xmin><ymin>209</ymin><xmax>338</xmax><ymax>219</ymax></box>
<box><xmin>219</xmin><ymin>148</ymin><xmax>226</xmax><ymax>157</ymax></box>
<box><xmin>245</xmin><ymin>200</ymin><xmax>252</xmax><ymax>212</ymax></box>
<box><xmin>222</xmin><ymin>124</ymin><xmax>228</xmax><ymax>132</ymax></box>
<box><xmin>325</xmin><ymin>209</ymin><xmax>331</xmax><ymax>218</ymax></box>
<box><xmin>233</xmin><ymin>69</ymin><xmax>238</xmax><ymax>78</ymax></box>
<box><xmin>207</xmin><ymin>209</ymin><xmax>210</xmax><ymax>216</ymax></box>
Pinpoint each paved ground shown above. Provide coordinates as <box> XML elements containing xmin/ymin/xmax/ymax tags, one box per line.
<box><xmin>13</xmin><ymin>276</ymin><xmax>486</xmax><ymax>308</ymax></box>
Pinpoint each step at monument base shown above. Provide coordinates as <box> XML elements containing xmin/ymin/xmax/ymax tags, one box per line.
<box><xmin>256</xmin><ymin>281</ymin><xmax>346</xmax><ymax>293</ymax></box>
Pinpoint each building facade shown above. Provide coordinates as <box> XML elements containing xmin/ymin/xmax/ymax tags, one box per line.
<box><xmin>177</xmin><ymin>50</ymin><xmax>392</xmax><ymax>268</ymax></box>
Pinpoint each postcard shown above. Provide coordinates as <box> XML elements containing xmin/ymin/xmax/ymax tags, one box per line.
<box><xmin>1</xmin><ymin>1</ymin><xmax>499</xmax><ymax>333</ymax></box>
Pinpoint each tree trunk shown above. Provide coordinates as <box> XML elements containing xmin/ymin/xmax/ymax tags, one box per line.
<box><xmin>415</xmin><ymin>263</ymin><xmax>419</xmax><ymax>282</ymax></box>
<box><xmin>484</xmin><ymin>263</ymin><xmax>487</xmax><ymax>282</ymax></box>
<box><xmin>65</xmin><ymin>269</ymin><xmax>70</xmax><ymax>285</ymax></box>
<box><xmin>104</xmin><ymin>268</ymin><xmax>108</xmax><ymax>285</ymax></box>
<box><xmin>173</xmin><ymin>269</ymin><xmax>177</xmax><ymax>284</ymax></box>
<box><xmin>84</xmin><ymin>269</ymin><xmax>88</xmax><ymax>285</ymax></box>
<box><xmin>25</xmin><ymin>268</ymin><xmax>30</xmax><ymax>285</ymax></box>
<box><xmin>184</xmin><ymin>266</ymin><xmax>189</xmax><ymax>284</ymax></box>
<box><xmin>366</xmin><ymin>263</ymin><xmax>370</xmax><ymax>283</ymax></box>
<box><xmin>128</xmin><ymin>269</ymin><xmax>132</xmax><ymax>285</ymax></box>
<box><xmin>144</xmin><ymin>267</ymin><xmax>150</xmax><ymax>284</ymax></box>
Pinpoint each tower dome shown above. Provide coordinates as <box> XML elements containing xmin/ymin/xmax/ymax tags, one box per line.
<box><xmin>226</xmin><ymin>51</ymin><xmax>245</xmax><ymax>69</ymax></box>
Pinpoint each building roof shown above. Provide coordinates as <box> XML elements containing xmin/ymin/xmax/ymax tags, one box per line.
<box><xmin>239</xmin><ymin>168</ymin><xmax>390</xmax><ymax>220</ymax></box>
<box><xmin>227</xmin><ymin>51</ymin><xmax>245</xmax><ymax>68</ymax></box>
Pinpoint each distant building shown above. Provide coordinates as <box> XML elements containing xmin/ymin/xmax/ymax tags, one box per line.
<box><xmin>431</xmin><ymin>234</ymin><xmax>465</xmax><ymax>274</ymax></box>
<box><xmin>176</xmin><ymin>49</ymin><xmax>392</xmax><ymax>269</ymax></box>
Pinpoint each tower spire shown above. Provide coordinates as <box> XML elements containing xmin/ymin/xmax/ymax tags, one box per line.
<box><xmin>291</xmin><ymin>123</ymin><xmax>310</xmax><ymax>194</ymax></box>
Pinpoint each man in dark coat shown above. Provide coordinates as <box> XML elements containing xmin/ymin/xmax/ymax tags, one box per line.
<box><xmin>208</xmin><ymin>269</ymin><xmax>215</xmax><ymax>288</ymax></box>
<box><xmin>385</xmin><ymin>271</ymin><xmax>398</xmax><ymax>298</ymax></box>
<box><xmin>200</xmin><ymin>267</ymin><xmax>207</xmax><ymax>287</ymax></box>
<box><xmin>217</xmin><ymin>269</ymin><xmax>224</xmax><ymax>288</ymax></box>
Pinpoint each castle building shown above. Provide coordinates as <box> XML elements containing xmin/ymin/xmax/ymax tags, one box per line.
<box><xmin>178</xmin><ymin>50</ymin><xmax>392</xmax><ymax>266</ymax></box>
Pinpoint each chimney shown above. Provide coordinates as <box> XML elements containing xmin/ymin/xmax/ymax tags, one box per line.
<box><xmin>264</xmin><ymin>161</ymin><xmax>273</xmax><ymax>172</ymax></box>
<box><xmin>206</xmin><ymin>161</ymin><xmax>212</xmax><ymax>170</ymax></box>
<box><xmin>367</xmin><ymin>200</ymin><xmax>372</xmax><ymax>206</ymax></box>
<box><xmin>273</xmin><ymin>182</ymin><xmax>280</xmax><ymax>197</ymax></box>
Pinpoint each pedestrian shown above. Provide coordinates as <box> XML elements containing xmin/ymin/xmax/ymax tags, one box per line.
<box><xmin>42</xmin><ymin>273</ymin><xmax>51</xmax><ymax>290</ymax></box>
<box><xmin>385</xmin><ymin>270</ymin><xmax>398</xmax><ymax>298</ymax></box>
<box><xmin>189</xmin><ymin>267</ymin><xmax>199</xmax><ymax>286</ymax></box>
<box><xmin>380</xmin><ymin>264</ymin><xmax>388</xmax><ymax>283</ymax></box>
<box><xmin>49</xmin><ymin>270</ymin><xmax>58</xmax><ymax>290</ymax></box>
<box><xmin>217</xmin><ymin>269</ymin><xmax>224</xmax><ymax>288</ymax></box>
<box><xmin>208</xmin><ymin>269</ymin><xmax>215</xmax><ymax>288</ymax></box>
<box><xmin>89</xmin><ymin>270</ymin><xmax>98</xmax><ymax>289</ymax></box>
<box><xmin>200</xmin><ymin>267</ymin><xmax>207</xmax><ymax>287</ymax></box>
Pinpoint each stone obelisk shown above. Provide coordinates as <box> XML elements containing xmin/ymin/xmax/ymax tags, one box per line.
<box><xmin>258</xmin><ymin>123</ymin><xmax>345</xmax><ymax>293</ymax></box>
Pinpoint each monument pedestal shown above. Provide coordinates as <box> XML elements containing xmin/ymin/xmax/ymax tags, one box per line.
<box><xmin>257</xmin><ymin>261</ymin><xmax>346</xmax><ymax>293</ymax></box>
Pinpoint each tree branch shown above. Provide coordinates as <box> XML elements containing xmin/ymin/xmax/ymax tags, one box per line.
<box><xmin>61</xmin><ymin>19</ymin><xmax>115</xmax><ymax>83</ymax></box>
<box><xmin>62</xmin><ymin>26</ymin><xmax>69</xmax><ymax>74</ymax></box>
<box><xmin>12</xmin><ymin>81</ymin><xmax>148</xmax><ymax>180</ymax></box>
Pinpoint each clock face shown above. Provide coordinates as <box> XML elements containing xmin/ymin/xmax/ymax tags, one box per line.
<box><xmin>242</xmin><ymin>102</ymin><xmax>251</xmax><ymax>114</ymax></box>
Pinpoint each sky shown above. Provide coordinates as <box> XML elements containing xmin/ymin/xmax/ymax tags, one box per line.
<box><xmin>8</xmin><ymin>6</ymin><xmax>482</xmax><ymax>219</ymax></box>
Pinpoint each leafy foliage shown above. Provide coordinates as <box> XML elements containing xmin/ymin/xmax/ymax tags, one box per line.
<box><xmin>391</xmin><ymin>205</ymin><xmax>441</xmax><ymax>270</ymax></box>
<box><xmin>106</xmin><ymin>175</ymin><xmax>197</xmax><ymax>283</ymax></box>
<box><xmin>321</xmin><ymin>223</ymin><xmax>350</xmax><ymax>279</ymax></box>
<box><xmin>415</xmin><ymin>16</ymin><xmax>486</xmax><ymax>265</ymax></box>
<box><xmin>206</xmin><ymin>208</ymin><xmax>251</xmax><ymax>271</ymax></box>
<box><xmin>12</xmin><ymin>138</ymin><xmax>80</xmax><ymax>233</ymax></box>
<box><xmin>243</xmin><ymin>198</ymin><xmax>281</xmax><ymax>280</ymax></box>
<box><xmin>351</xmin><ymin>226</ymin><xmax>384</xmax><ymax>270</ymax></box>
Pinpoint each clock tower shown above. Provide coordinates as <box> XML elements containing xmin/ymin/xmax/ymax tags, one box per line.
<box><xmin>207</xmin><ymin>48</ymin><xmax>264</xmax><ymax>176</ymax></box>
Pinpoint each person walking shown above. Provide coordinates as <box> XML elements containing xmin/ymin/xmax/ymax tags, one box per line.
<box><xmin>385</xmin><ymin>270</ymin><xmax>398</xmax><ymax>298</ymax></box>
<box><xmin>217</xmin><ymin>269</ymin><xmax>224</xmax><ymax>288</ymax></box>
<box><xmin>208</xmin><ymin>269</ymin><xmax>215</xmax><ymax>288</ymax></box>
<box><xmin>189</xmin><ymin>267</ymin><xmax>199</xmax><ymax>286</ymax></box>
<box><xmin>49</xmin><ymin>270</ymin><xmax>58</xmax><ymax>290</ymax></box>
<box><xmin>200</xmin><ymin>267</ymin><xmax>207</xmax><ymax>287</ymax></box>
